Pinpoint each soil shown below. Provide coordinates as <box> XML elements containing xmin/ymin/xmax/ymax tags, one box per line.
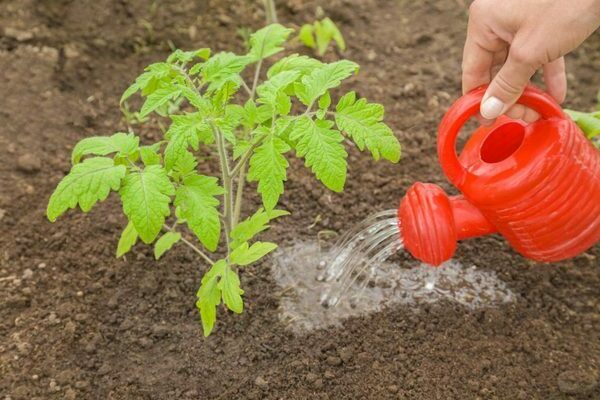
<box><xmin>1</xmin><ymin>0</ymin><xmax>599</xmax><ymax>399</ymax></box>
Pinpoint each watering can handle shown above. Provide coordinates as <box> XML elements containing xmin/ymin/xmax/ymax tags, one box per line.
<box><xmin>437</xmin><ymin>85</ymin><xmax>565</xmax><ymax>186</ymax></box>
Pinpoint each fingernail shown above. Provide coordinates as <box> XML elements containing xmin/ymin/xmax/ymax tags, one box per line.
<box><xmin>480</xmin><ymin>96</ymin><xmax>504</xmax><ymax>120</ymax></box>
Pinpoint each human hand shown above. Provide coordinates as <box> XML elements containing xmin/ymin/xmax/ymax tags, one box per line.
<box><xmin>462</xmin><ymin>0</ymin><xmax>600</xmax><ymax>122</ymax></box>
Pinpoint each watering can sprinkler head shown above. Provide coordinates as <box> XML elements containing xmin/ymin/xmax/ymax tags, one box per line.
<box><xmin>399</xmin><ymin>85</ymin><xmax>600</xmax><ymax>266</ymax></box>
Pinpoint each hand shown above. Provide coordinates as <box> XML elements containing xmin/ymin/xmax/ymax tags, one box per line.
<box><xmin>462</xmin><ymin>0</ymin><xmax>600</xmax><ymax>122</ymax></box>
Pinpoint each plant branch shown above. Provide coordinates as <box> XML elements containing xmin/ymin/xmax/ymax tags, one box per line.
<box><xmin>163</xmin><ymin>224</ymin><xmax>214</xmax><ymax>265</ymax></box>
<box><xmin>240</xmin><ymin>78</ymin><xmax>253</xmax><ymax>97</ymax></box>
<box><xmin>262</xmin><ymin>0</ymin><xmax>278</xmax><ymax>24</ymax></box>
<box><xmin>213</xmin><ymin>123</ymin><xmax>234</xmax><ymax>249</ymax></box>
<box><xmin>250</xmin><ymin>59</ymin><xmax>263</xmax><ymax>100</ymax></box>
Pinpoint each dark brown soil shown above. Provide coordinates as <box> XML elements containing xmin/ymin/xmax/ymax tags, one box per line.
<box><xmin>1</xmin><ymin>0</ymin><xmax>599</xmax><ymax>399</ymax></box>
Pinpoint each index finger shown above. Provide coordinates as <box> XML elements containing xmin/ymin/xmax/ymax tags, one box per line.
<box><xmin>461</xmin><ymin>32</ymin><xmax>495</xmax><ymax>94</ymax></box>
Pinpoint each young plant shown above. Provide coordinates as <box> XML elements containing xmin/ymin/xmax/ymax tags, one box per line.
<box><xmin>299</xmin><ymin>16</ymin><xmax>346</xmax><ymax>56</ymax></box>
<box><xmin>565</xmin><ymin>91</ymin><xmax>600</xmax><ymax>148</ymax></box>
<box><xmin>46</xmin><ymin>24</ymin><xmax>401</xmax><ymax>336</ymax></box>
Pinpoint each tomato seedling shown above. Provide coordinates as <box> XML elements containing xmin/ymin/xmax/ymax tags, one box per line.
<box><xmin>299</xmin><ymin>16</ymin><xmax>346</xmax><ymax>56</ymax></box>
<box><xmin>47</xmin><ymin>24</ymin><xmax>401</xmax><ymax>336</ymax></box>
<box><xmin>565</xmin><ymin>90</ymin><xmax>600</xmax><ymax>148</ymax></box>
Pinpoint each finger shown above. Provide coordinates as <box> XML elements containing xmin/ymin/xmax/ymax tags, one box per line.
<box><xmin>506</xmin><ymin>104</ymin><xmax>540</xmax><ymax>122</ymax></box>
<box><xmin>461</xmin><ymin>20</ymin><xmax>496</xmax><ymax>94</ymax></box>
<box><xmin>543</xmin><ymin>57</ymin><xmax>567</xmax><ymax>103</ymax></box>
<box><xmin>480</xmin><ymin>43</ymin><xmax>538</xmax><ymax>120</ymax></box>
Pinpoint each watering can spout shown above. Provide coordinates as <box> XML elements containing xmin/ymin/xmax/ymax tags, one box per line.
<box><xmin>398</xmin><ymin>183</ymin><xmax>496</xmax><ymax>266</ymax></box>
<box><xmin>399</xmin><ymin>85</ymin><xmax>600</xmax><ymax>266</ymax></box>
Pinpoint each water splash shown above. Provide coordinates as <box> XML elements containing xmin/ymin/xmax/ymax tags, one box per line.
<box><xmin>318</xmin><ymin>210</ymin><xmax>401</xmax><ymax>307</ymax></box>
<box><xmin>271</xmin><ymin>210</ymin><xmax>515</xmax><ymax>333</ymax></box>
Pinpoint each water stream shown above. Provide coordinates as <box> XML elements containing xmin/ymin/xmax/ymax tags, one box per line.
<box><xmin>272</xmin><ymin>210</ymin><xmax>515</xmax><ymax>333</ymax></box>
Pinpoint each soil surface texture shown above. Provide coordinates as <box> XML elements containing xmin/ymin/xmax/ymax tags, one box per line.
<box><xmin>1</xmin><ymin>0</ymin><xmax>599</xmax><ymax>399</ymax></box>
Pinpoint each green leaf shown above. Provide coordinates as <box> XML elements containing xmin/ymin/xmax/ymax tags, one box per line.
<box><xmin>257</xmin><ymin>70</ymin><xmax>301</xmax><ymax>107</ymax></box>
<box><xmin>267</xmin><ymin>54</ymin><xmax>323</xmax><ymax>79</ymax></box>
<box><xmin>230</xmin><ymin>208</ymin><xmax>288</xmax><ymax>249</ymax></box>
<box><xmin>314</xmin><ymin>21</ymin><xmax>329</xmax><ymax>56</ymax></box>
<box><xmin>175</xmin><ymin>174</ymin><xmax>224</xmax><ymax>251</ymax></box>
<box><xmin>140</xmin><ymin>86</ymin><xmax>182</xmax><ymax>117</ymax></box>
<box><xmin>139</xmin><ymin>145</ymin><xmax>162</xmax><ymax>166</ymax></box>
<box><xmin>219</xmin><ymin>265</ymin><xmax>244</xmax><ymax>313</ymax></box>
<box><xmin>290</xmin><ymin>116</ymin><xmax>347</xmax><ymax>192</ymax></box>
<box><xmin>318</xmin><ymin>91</ymin><xmax>331</xmax><ymax>110</ymax></box>
<box><xmin>119</xmin><ymin>165</ymin><xmax>175</xmax><ymax>244</ymax></box>
<box><xmin>230</xmin><ymin>241</ymin><xmax>278</xmax><ymax>266</ymax></box>
<box><xmin>566</xmin><ymin>110</ymin><xmax>600</xmax><ymax>139</ymax></box>
<box><xmin>164</xmin><ymin>113</ymin><xmax>212</xmax><ymax>170</ymax></box>
<box><xmin>172</xmin><ymin>151</ymin><xmax>198</xmax><ymax>176</ymax></box>
<box><xmin>196</xmin><ymin>260</ymin><xmax>226</xmax><ymax>336</ymax></box>
<box><xmin>72</xmin><ymin>133</ymin><xmax>139</xmax><ymax>164</ymax></box>
<box><xmin>120</xmin><ymin>81</ymin><xmax>140</xmax><ymax>104</ymax></box>
<box><xmin>233</xmin><ymin>140</ymin><xmax>251</xmax><ymax>160</ymax></box>
<box><xmin>248</xmin><ymin>23</ymin><xmax>294</xmax><ymax>61</ymax></box>
<box><xmin>335</xmin><ymin>92</ymin><xmax>401</xmax><ymax>162</ymax></box>
<box><xmin>116</xmin><ymin>221</ymin><xmax>138</xmax><ymax>258</ymax></box>
<box><xmin>247</xmin><ymin>132</ymin><xmax>290</xmax><ymax>210</ymax></box>
<box><xmin>154</xmin><ymin>231</ymin><xmax>181</xmax><ymax>259</ymax></box>
<box><xmin>295</xmin><ymin>60</ymin><xmax>359</xmax><ymax>106</ymax></box>
<box><xmin>47</xmin><ymin>157</ymin><xmax>126</xmax><ymax>221</ymax></box>
<box><xmin>167</xmin><ymin>48</ymin><xmax>211</xmax><ymax>64</ymax></box>
<box><xmin>298</xmin><ymin>24</ymin><xmax>316</xmax><ymax>49</ymax></box>
<box><xmin>322</xmin><ymin>18</ymin><xmax>346</xmax><ymax>51</ymax></box>
<box><xmin>201</xmin><ymin>52</ymin><xmax>251</xmax><ymax>92</ymax></box>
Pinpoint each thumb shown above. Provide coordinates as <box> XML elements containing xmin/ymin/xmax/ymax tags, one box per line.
<box><xmin>480</xmin><ymin>46</ymin><xmax>538</xmax><ymax>120</ymax></box>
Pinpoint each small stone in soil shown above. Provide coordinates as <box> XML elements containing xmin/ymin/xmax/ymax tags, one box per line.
<box><xmin>254</xmin><ymin>376</ymin><xmax>268</xmax><ymax>388</ymax></box>
<box><xmin>338</xmin><ymin>347</ymin><xmax>353</xmax><ymax>363</ymax></box>
<box><xmin>326</xmin><ymin>356</ymin><xmax>342</xmax><ymax>366</ymax></box>
<box><xmin>16</xmin><ymin>154</ymin><xmax>41</xmax><ymax>173</ymax></box>
<box><xmin>305</xmin><ymin>372</ymin><xmax>318</xmax><ymax>383</ymax></box>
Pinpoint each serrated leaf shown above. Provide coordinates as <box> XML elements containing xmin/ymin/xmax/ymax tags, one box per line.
<box><xmin>201</xmin><ymin>52</ymin><xmax>251</xmax><ymax>92</ymax></box>
<box><xmin>164</xmin><ymin>113</ymin><xmax>212</xmax><ymax>170</ymax></box>
<box><xmin>196</xmin><ymin>260</ymin><xmax>226</xmax><ymax>336</ymax></box>
<box><xmin>140</xmin><ymin>86</ymin><xmax>182</xmax><ymax>117</ymax></box>
<box><xmin>295</xmin><ymin>60</ymin><xmax>359</xmax><ymax>105</ymax></box>
<box><xmin>72</xmin><ymin>133</ymin><xmax>139</xmax><ymax>164</ymax></box>
<box><xmin>230</xmin><ymin>208</ymin><xmax>288</xmax><ymax>249</ymax></box>
<box><xmin>318</xmin><ymin>91</ymin><xmax>331</xmax><ymax>110</ymax></box>
<box><xmin>298</xmin><ymin>24</ymin><xmax>316</xmax><ymax>49</ymax></box>
<box><xmin>47</xmin><ymin>157</ymin><xmax>126</xmax><ymax>221</ymax></box>
<box><xmin>139</xmin><ymin>145</ymin><xmax>161</xmax><ymax>166</ymax></box>
<box><xmin>290</xmin><ymin>116</ymin><xmax>347</xmax><ymax>191</ymax></box>
<box><xmin>167</xmin><ymin>48</ymin><xmax>211</xmax><ymax>64</ymax></box>
<box><xmin>230</xmin><ymin>241</ymin><xmax>277</xmax><ymax>266</ymax></box>
<box><xmin>154</xmin><ymin>231</ymin><xmax>181</xmax><ymax>259</ymax></box>
<box><xmin>175</xmin><ymin>174</ymin><xmax>224</xmax><ymax>251</ymax></box>
<box><xmin>335</xmin><ymin>92</ymin><xmax>401</xmax><ymax>162</ymax></box>
<box><xmin>267</xmin><ymin>54</ymin><xmax>323</xmax><ymax>79</ymax></box>
<box><xmin>257</xmin><ymin>70</ymin><xmax>300</xmax><ymax>107</ymax></box>
<box><xmin>233</xmin><ymin>140</ymin><xmax>251</xmax><ymax>160</ymax></box>
<box><xmin>248</xmin><ymin>23</ymin><xmax>293</xmax><ymax>61</ymax></box>
<box><xmin>116</xmin><ymin>221</ymin><xmax>138</xmax><ymax>258</ymax></box>
<box><xmin>120</xmin><ymin>165</ymin><xmax>175</xmax><ymax>244</ymax></box>
<box><xmin>172</xmin><ymin>151</ymin><xmax>198</xmax><ymax>176</ymax></box>
<box><xmin>247</xmin><ymin>133</ymin><xmax>290</xmax><ymax>210</ymax></box>
<box><xmin>219</xmin><ymin>265</ymin><xmax>244</xmax><ymax>313</ymax></box>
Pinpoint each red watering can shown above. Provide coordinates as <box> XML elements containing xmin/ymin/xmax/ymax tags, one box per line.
<box><xmin>399</xmin><ymin>85</ymin><xmax>600</xmax><ymax>266</ymax></box>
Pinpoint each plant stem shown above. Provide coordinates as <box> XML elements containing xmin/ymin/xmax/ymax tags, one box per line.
<box><xmin>162</xmin><ymin>224</ymin><xmax>214</xmax><ymax>265</ymax></box>
<box><xmin>213</xmin><ymin>124</ymin><xmax>233</xmax><ymax>253</ymax></box>
<box><xmin>262</xmin><ymin>0</ymin><xmax>278</xmax><ymax>24</ymax></box>
<box><xmin>250</xmin><ymin>59</ymin><xmax>263</xmax><ymax>101</ymax></box>
<box><xmin>232</xmin><ymin>159</ymin><xmax>248</xmax><ymax>226</ymax></box>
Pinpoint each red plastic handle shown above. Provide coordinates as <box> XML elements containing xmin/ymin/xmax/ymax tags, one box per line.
<box><xmin>437</xmin><ymin>85</ymin><xmax>565</xmax><ymax>186</ymax></box>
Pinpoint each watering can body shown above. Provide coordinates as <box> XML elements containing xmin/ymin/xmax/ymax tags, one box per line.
<box><xmin>399</xmin><ymin>85</ymin><xmax>600</xmax><ymax>266</ymax></box>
